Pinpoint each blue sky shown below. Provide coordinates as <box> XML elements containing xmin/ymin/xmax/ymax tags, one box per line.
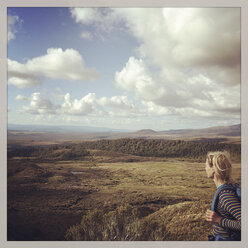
<box><xmin>7</xmin><ymin>7</ymin><xmax>241</xmax><ymax>131</ymax></box>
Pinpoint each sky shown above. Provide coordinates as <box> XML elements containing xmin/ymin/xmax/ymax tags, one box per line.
<box><xmin>7</xmin><ymin>7</ymin><xmax>241</xmax><ymax>131</ymax></box>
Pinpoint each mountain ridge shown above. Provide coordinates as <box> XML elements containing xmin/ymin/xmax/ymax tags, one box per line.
<box><xmin>8</xmin><ymin>123</ymin><xmax>241</xmax><ymax>141</ymax></box>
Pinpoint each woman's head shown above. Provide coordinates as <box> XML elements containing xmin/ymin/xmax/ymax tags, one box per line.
<box><xmin>205</xmin><ymin>151</ymin><xmax>232</xmax><ymax>183</ymax></box>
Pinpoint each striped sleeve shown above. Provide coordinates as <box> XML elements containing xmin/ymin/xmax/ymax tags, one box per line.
<box><xmin>212</xmin><ymin>223</ymin><xmax>230</xmax><ymax>238</ymax></box>
<box><xmin>218</xmin><ymin>190</ymin><xmax>241</xmax><ymax>231</ymax></box>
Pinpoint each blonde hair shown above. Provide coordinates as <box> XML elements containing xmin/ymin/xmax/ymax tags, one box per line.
<box><xmin>206</xmin><ymin>151</ymin><xmax>233</xmax><ymax>184</ymax></box>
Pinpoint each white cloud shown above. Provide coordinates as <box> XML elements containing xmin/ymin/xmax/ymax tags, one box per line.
<box><xmin>70</xmin><ymin>8</ymin><xmax>240</xmax><ymax>122</ymax></box>
<box><xmin>61</xmin><ymin>93</ymin><xmax>96</xmax><ymax>116</ymax></box>
<box><xmin>81</xmin><ymin>31</ymin><xmax>93</xmax><ymax>40</ymax></box>
<box><xmin>115</xmin><ymin>57</ymin><xmax>165</xmax><ymax>102</ymax></box>
<box><xmin>115</xmin><ymin>58</ymin><xmax>240</xmax><ymax>119</ymax></box>
<box><xmin>8</xmin><ymin>15</ymin><xmax>21</xmax><ymax>41</ymax></box>
<box><xmin>15</xmin><ymin>94</ymin><xmax>28</xmax><ymax>101</ymax></box>
<box><xmin>70</xmin><ymin>8</ymin><xmax>126</xmax><ymax>39</ymax></box>
<box><xmin>14</xmin><ymin>8</ymin><xmax>240</xmax><ymax>128</ymax></box>
<box><xmin>22</xmin><ymin>92</ymin><xmax>59</xmax><ymax>115</ymax></box>
<box><xmin>9</xmin><ymin>75</ymin><xmax>42</xmax><ymax>88</ymax></box>
<box><xmin>70</xmin><ymin>8</ymin><xmax>102</xmax><ymax>25</ymax></box>
<box><xmin>112</xmin><ymin>8</ymin><xmax>240</xmax><ymax>120</ymax></box>
<box><xmin>20</xmin><ymin>92</ymin><xmax>141</xmax><ymax>118</ymax></box>
<box><xmin>99</xmin><ymin>96</ymin><xmax>135</xmax><ymax>110</ymax></box>
<box><xmin>98</xmin><ymin>95</ymin><xmax>141</xmax><ymax>117</ymax></box>
<box><xmin>61</xmin><ymin>93</ymin><xmax>141</xmax><ymax>117</ymax></box>
<box><xmin>8</xmin><ymin>48</ymin><xmax>100</xmax><ymax>88</ymax></box>
<box><xmin>113</xmin><ymin>8</ymin><xmax>240</xmax><ymax>85</ymax></box>
<box><xmin>142</xmin><ymin>101</ymin><xmax>170</xmax><ymax>116</ymax></box>
<box><xmin>70</xmin><ymin>8</ymin><xmax>122</xmax><ymax>30</ymax></box>
<box><xmin>17</xmin><ymin>90</ymin><xmax>240</xmax><ymax>129</ymax></box>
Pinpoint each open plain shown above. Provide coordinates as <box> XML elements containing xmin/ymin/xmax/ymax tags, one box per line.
<box><xmin>7</xmin><ymin>133</ymin><xmax>241</xmax><ymax>241</ymax></box>
<box><xmin>7</xmin><ymin>128</ymin><xmax>241</xmax><ymax>241</ymax></box>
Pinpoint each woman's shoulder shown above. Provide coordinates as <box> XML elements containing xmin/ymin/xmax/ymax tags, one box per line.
<box><xmin>219</xmin><ymin>188</ymin><xmax>236</xmax><ymax>197</ymax></box>
<box><xmin>218</xmin><ymin>185</ymin><xmax>240</xmax><ymax>204</ymax></box>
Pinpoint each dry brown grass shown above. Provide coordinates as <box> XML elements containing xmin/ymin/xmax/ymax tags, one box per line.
<box><xmin>8</xmin><ymin>151</ymin><xmax>241</xmax><ymax>241</ymax></box>
<box><xmin>142</xmin><ymin>200</ymin><xmax>212</xmax><ymax>240</ymax></box>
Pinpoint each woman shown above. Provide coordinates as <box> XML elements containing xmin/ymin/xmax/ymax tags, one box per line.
<box><xmin>205</xmin><ymin>151</ymin><xmax>241</xmax><ymax>241</ymax></box>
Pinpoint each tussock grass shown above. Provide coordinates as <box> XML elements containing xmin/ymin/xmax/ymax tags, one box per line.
<box><xmin>65</xmin><ymin>204</ymin><xmax>141</xmax><ymax>241</ymax></box>
<box><xmin>142</xmin><ymin>200</ymin><xmax>212</xmax><ymax>240</ymax></box>
<box><xmin>63</xmin><ymin>160</ymin><xmax>240</xmax><ymax>241</ymax></box>
<box><xmin>8</xmin><ymin>151</ymin><xmax>241</xmax><ymax>241</ymax></box>
<box><xmin>65</xmin><ymin>201</ymin><xmax>212</xmax><ymax>241</ymax></box>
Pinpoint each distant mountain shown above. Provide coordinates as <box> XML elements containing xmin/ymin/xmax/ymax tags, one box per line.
<box><xmin>7</xmin><ymin>123</ymin><xmax>241</xmax><ymax>142</ymax></box>
<box><xmin>7</xmin><ymin>123</ymin><xmax>131</xmax><ymax>133</ymax></box>
<box><xmin>159</xmin><ymin>124</ymin><xmax>241</xmax><ymax>137</ymax></box>
<box><xmin>135</xmin><ymin>129</ymin><xmax>158</xmax><ymax>135</ymax></box>
<box><xmin>130</xmin><ymin>124</ymin><xmax>240</xmax><ymax>139</ymax></box>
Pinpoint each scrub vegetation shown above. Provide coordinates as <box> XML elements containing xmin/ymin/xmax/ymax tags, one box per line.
<box><xmin>7</xmin><ymin>138</ymin><xmax>241</xmax><ymax>241</ymax></box>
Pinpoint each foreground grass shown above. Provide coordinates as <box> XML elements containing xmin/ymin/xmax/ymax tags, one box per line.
<box><xmin>61</xmin><ymin>159</ymin><xmax>240</xmax><ymax>241</ymax></box>
<box><xmin>65</xmin><ymin>200</ymin><xmax>213</xmax><ymax>241</ymax></box>
<box><xmin>8</xmin><ymin>155</ymin><xmax>241</xmax><ymax>241</ymax></box>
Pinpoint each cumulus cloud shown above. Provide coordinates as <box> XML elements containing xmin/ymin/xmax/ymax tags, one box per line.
<box><xmin>115</xmin><ymin>57</ymin><xmax>165</xmax><ymax>102</ymax></box>
<box><xmin>19</xmin><ymin>90</ymin><xmax>239</xmax><ymax>128</ymax></box>
<box><xmin>70</xmin><ymin>8</ymin><xmax>122</xmax><ymax>29</ymax></box>
<box><xmin>61</xmin><ymin>93</ymin><xmax>141</xmax><ymax>117</ymax></box>
<box><xmin>115</xmin><ymin>57</ymin><xmax>213</xmax><ymax>110</ymax></box>
<box><xmin>20</xmin><ymin>92</ymin><xmax>141</xmax><ymax>118</ymax></box>
<box><xmin>70</xmin><ymin>8</ymin><xmax>126</xmax><ymax>39</ymax></box>
<box><xmin>8</xmin><ymin>48</ymin><xmax>100</xmax><ymax>88</ymax></box>
<box><xmin>112</xmin><ymin>8</ymin><xmax>240</xmax><ymax>120</ymax></box>
<box><xmin>8</xmin><ymin>15</ymin><xmax>21</xmax><ymax>41</ymax></box>
<box><xmin>9</xmin><ymin>74</ymin><xmax>42</xmax><ymax>88</ymax></box>
<box><xmin>70</xmin><ymin>8</ymin><xmax>240</xmax><ymax>121</ymax></box>
<box><xmin>116</xmin><ymin>58</ymin><xmax>240</xmax><ymax>118</ymax></box>
<box><xmin>98</xmin><ymin>96</ymin><xmax>136</xmax><ymax>111</ymax></box>
<box><xmin>113</xmin><ymin>8</ymin><xmax>240</xmax><ymax>85</ymax></box>
<box><xmin>61</xmin><ymin>93</ymin><xmax>97</xmax><ymax>116</ymax></box>
<box><xmin>70</xmin><ymin>8</ymin><xmax>107</xmax><ymax>25</ymax></box>
<box><xmin>142</xmin><ymin>101</ymin><xmax>171</xmax><ymax>116</ymax></box>
<box><xmin>22</xmin><ymin>92</ymin><xmax>59</xmax><ymax>115</ymax></box>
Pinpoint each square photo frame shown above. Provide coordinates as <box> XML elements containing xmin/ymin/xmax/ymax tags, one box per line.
<box><xmin>1</xmin><ymin>1</ymin><xmax>247</xmax><ymax>248</ymax></box>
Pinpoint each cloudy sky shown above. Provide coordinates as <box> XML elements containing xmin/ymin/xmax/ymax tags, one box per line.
<box><xmin>7</xmin><ymin>7</ymin><xmax>240</xmax><ymax>131</ymax></box>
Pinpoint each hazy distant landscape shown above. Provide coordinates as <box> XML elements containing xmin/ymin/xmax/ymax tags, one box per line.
<box><xmin>7</xmin><ymin>124</ymin><xmax>241</xmax><ymax>241</ymax></box>
<box><xmin>8</xmin><ymin>123</ymin><xmax>241</xmax><ymax>144</ymax></box>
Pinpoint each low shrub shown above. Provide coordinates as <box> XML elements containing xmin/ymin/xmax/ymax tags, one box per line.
<box><xmin>65</xmin><ymin>201</ymin><xmax>212</xmax><ymax>241</ymax></box>
<box><xmin>65</xmin><ymin>204</ymin><xmax>143</xmax><ymax>241</ymax></box>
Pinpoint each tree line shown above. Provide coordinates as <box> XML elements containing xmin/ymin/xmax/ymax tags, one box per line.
<box><xmin>8</xmin><ymin>138</ymin><xmax>241</xmax><ymax>162</ymax></box>
<box><xmin>78</xmin><ymin>138</ymin><xmax>241</xmax><ymax>161</ymax></box>
<box><xmin>7</xmin><ymin>144</ymin><xmax>89</xmax><ymax>161</ymax></box>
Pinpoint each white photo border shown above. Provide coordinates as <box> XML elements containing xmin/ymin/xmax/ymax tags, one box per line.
<box><xmin>1</xmin><ymin>0</ymin><xmax>247</xmax><ymax>248</ymax></box>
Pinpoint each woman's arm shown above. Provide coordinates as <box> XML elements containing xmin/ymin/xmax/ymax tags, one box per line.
<box><xmin>218</xmin><ymin>191</ymin><xmax>241</xmax><ymax>231</ymax></box>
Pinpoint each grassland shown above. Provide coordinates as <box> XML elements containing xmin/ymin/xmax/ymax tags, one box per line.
<box><xmin>7</xmin><ymin>141</ymin><xmax>241</xmax><ymax>241</ymax></box>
